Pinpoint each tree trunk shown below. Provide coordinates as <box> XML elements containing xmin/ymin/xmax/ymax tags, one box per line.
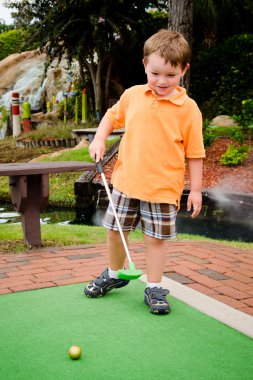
<box><xmin>105</xmin><ymin>58</ymin><xmax>113</xmax><ymax>109</ymax></box>
<box><xmin>168</xmin><ymin>0</ymin><xmax>193</xmax><ymax>90</ymax></box>
<box><xmin>168</xmin><ymin>0</ymin><xmax>193</xmax><ymax>45</ymax></box>
<box><xmin>83</xmin><ymin>58</ymin><xmax>99</xmax><ymax>120</ymax></box>
<box><xmin>96</xmin><ymin>59</ymin><xmax>103</xmax><ymax>121</ymax></box>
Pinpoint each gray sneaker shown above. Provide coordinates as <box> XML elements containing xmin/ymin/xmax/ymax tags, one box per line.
<box><xmin>84</xmin><ymin>268</ymin><xmax>130</xmax><ymax>298</ymax></box>
<box><xmin>144</xmin><ymin>287</ymin><xmax>171</xmax><ymax>314</ymax></box>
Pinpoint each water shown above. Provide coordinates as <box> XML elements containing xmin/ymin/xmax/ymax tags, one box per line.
<box><xmin>1</xmin><ymin>191</ymin><xmax>253</xmax><ymax>242</ymax></box>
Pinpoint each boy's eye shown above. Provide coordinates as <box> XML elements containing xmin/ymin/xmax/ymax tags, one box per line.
<box><xmin>152</xmin><ymin>72</ymin><xmax>158</xmax><ymax>76</ymax></box>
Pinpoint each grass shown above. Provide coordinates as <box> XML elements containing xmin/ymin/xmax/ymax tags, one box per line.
<box><xmin>0</xmin><ymin>224</ymin><xmax>143</xmax><ymax>253</ymax></box>
<box><xmin>0</xmin><ymin>223</ymin><xmax>252</xmax><ymax>254</ymax></box>
<box><xmin>38</xmin><ymin>147</ymin><xmax>91</xmax><ymax>162</ymax></box>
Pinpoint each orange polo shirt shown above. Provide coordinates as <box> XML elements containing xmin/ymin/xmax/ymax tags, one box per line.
<box><xmin>105</xmin><ymin>84</ymin><xmax>205</xmax><ymax>206</ymax></box>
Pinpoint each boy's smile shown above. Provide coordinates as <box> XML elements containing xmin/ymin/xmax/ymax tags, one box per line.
<box><xmin>143</xmin><ymin>52</ymin><xmax>189</xmax><ymax>98</ymax></box>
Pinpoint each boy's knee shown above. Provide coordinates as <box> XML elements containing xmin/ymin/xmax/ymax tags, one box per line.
<box><xmin>108</xmin><ymin>229</ymin><xmax>128</xmax><ymax>244</ymax></box>
<box><xmin>144</xmin><ymin>233</ymin><xmax>166</xmax><ymax>246</ymax></box>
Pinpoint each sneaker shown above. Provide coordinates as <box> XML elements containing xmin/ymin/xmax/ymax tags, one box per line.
<box><xmin>144</xmin><ymin>287</ymin><xmax>171</xmax><ymax>314</ymax></box>
<box><xmin>84</xmin><ymin>268</ymin><xmax>130</xmax><ymax>298</ymax></box>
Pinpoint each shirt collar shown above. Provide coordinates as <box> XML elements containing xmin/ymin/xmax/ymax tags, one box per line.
<box><xmin>144</xmin><ymin>84</ymin><xmax>188</xmax><ymax>105</ymax></box>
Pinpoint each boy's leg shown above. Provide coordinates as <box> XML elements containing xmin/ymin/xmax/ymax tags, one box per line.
<box><xmin>84</xmin><ymin>228</ymin><xmax>130</xmax><ymax>298</ymax></box>
<box><xmin>144</xmin><ymin>234</ymin><xmax>167</xmax><ymax>283</ymax></box>
<box><xmin>107</xmin><ymin>229</ymin><xmax>129</xmax><ymax>271</ymax></box>
<box><xmin>84</xmin><ymin>189</ymin><xmax>139</xmax><ymax>298</ymax></box>
<box><xmin>143</xmin><ymin>234</ymin><xmax>170</xmax><ymax>314</ymax></box>
<box><xmin>141</xmin><ymin>202</ymin><xmax>177</xmax><ymax>314</ymax></box>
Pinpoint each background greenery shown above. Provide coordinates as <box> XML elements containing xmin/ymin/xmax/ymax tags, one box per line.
<box><xmin>1</xmin><ymin>0</ymin><xmax>253</xmax><ymax>121</ymax></box>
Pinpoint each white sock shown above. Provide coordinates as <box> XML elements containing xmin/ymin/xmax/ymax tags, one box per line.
<box><xmin>146</xmin><ymin>282</ymin><xmax>161</xmax><ymax>289</ymax></box>
<box><xmin>108</xmin><ymin>267</ymin><xmax>120</xmax><ymax>279</ymax></box>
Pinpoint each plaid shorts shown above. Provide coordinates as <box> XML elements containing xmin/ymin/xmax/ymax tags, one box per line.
<box><xmin>103</xmin><ymin>188</ymin><xmax>177</xmax><ymax>240</ymax></box>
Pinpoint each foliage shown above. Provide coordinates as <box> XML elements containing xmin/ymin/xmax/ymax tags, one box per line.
<box><xmin>238</xmin><ymin>99</ymin><xmax>253</xmax><ymax>127</ymax></box>
<box><xmin>220</xmin><ymin>144</ymin><xmax>250</xmax><ymax>166</ymax></box>
<box><xmin>0</xmin><ymin>21</ymin><xmax>14</xmax><ymax>33</ymax></box>
<box><xmin>228</xmin><ymin>129</ymin><xmax>245</xmax><ymax>144</ymax></box>
<box><xmin>0</xmin><ymin>106</ymin><xmax>8</xmax><ymax>130</ymax></box>
<box><xmin>7</xmin><ymin>0</ymin><xmax>167</xmax><ymax>117</ymax></box>
<box><xmin>22</xmin><ymin>122</ymin><xmax>77</xmax><ymax>140</ymax></box>
<box><xmin>190</xmin><ymin>34</ymin><xmax>253</xmax><ymax>119</ymax></box>
<box><xmin>0</xmin><ymin>28</ymin><xmax>26</xmax><ymax>60</ymax></box>
<box><xmin>203</xmin><ymin>129</ymin><xmax>217</xmax><ymax>147</ymax></box>
<box><xmin>202</xmin><ymin>119</ymin><xmax>216</xmax><ymax>147</ymax></box>
<box><xmin>193</xmin><ymin>0</ymin><xmax>253</xmax><ymax>49</ymax></box>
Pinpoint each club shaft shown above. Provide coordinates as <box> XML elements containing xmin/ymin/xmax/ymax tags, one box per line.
<box><xmin>100</xmin><ymin>172</ymin><xmax>132</xmax><ymax>263</ymax></box>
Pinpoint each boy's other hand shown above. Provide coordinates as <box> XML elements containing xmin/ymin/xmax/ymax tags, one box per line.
<box><xmin>89</xmin><ymin>140</ymin><xmax>105</xmax><ymax>162</ymax></box>
<box><xmin>187</xmin><ymin>191</ymin><xmax>202</xmax><ymax>218</ymax></box>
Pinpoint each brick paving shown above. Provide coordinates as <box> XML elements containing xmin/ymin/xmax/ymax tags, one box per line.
<box><xmin>0</xmin><ymin>241</ymin><xmax>253</xmax><ymax>316</ymax></box>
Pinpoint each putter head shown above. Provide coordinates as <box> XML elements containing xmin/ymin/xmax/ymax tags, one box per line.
<box><xmin>117</xmin><ymin>268</ymin><xmax>143</xmax><ymax>281</ymax></box>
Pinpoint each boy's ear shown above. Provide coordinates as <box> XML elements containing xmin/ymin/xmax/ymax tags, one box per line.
<box><xmin>182</xmin><ymin>63</ymin><xmax>190</xmax><ymax>76</ymax></box>
<box><xmin>142</xmin><ymin>58</ymin><xmax>147</xmax><ymax>72</ymax></box>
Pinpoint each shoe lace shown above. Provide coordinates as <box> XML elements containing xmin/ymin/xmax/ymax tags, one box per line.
<box><xmin>149</xmin><ymin>287</ymin><xmax>169</xmax><ymax>301</ymax></box>
<box><xmin>94</xmin><ymin>270</ymin><xmax>110</xmax><ymax>286</ymax></box>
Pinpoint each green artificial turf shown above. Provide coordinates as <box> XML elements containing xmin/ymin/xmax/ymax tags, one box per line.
<box><xmin>0</xmin><ymin>281</ymin><xmax>252</xmax><ymax>380</ymax></box>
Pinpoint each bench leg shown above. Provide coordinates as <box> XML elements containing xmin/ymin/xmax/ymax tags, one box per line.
<box><xmin>9</xmin><ymin>174</ymin><xmax>49</xmax><ymax>247</ymax></box>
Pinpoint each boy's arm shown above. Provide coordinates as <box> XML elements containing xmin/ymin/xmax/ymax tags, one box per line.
<box><xmin>89</xmin><ymin>115</ymin><xmax>114</xmax><ymax>162</ymax></box>
<box><xmin>187</xmin><ymin>158</ymin><xmax>203</xmax><ymax>218</ymax></box>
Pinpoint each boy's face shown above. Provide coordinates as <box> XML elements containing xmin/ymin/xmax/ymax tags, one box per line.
<box><xmin>143</xmin><ymin>52</ymin><xmax>189</xmax><ymax>98</ymax></box>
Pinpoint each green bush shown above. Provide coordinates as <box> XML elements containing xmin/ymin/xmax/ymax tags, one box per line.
<box><xmin>220</xmin><ymin>144</ymin><xmax>250</xmax><ymax>166</ymax></box>
<box><xmin>228</xmin><ymin>129</ymin><xmax>245</xmax><ymax>144</ymax></box>
<box><xmin>191</xmin><ymin>34</ymin><xmax>253</xmax><ymax>119</ymax></box>
<box><xmin>0</xmin><ymin>29</ymin><xmax>26</xmax><ymax>60</ymax></box>
<box><xmin>21</xmin><ymin>122</ymin><xmax>76</xmax><ymax>140</ymax></box>
<box><xmin>239</xmin><ymin>99</ymin><xmax>253</xmax><ymax>127</ymax></box>
<box><xmin>203</xmin><ymin>129</ymin><xmax>217</xmax><ymax>147</ymax></box>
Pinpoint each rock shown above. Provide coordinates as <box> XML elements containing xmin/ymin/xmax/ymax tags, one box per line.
<box><xmin>0</xmin><ymin>50</ymin><xmax>77</xmax><ymax>109</ymax></box>
<box><xmin>210</xmin><ymin>115</ymin><xmax>238</xmax><ymax>127</ymax></box>
<box><xmin>31</xmin><ymin>110</ymin><xmax>60</xmax><ymax>123</ymax></box>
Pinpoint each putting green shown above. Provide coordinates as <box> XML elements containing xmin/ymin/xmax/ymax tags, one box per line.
<box><xmin>0</xmin><ymin>281</ymin><xmax>252</xmax><ymax>380</ymax></box>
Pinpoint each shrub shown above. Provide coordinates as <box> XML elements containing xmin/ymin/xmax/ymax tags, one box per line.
<box><xmin>203</xmin><ymin>129</ymin><xmax>217</xmax><ymax>147</ymax></box>
<box><xmin>220</xmin><ymin>144</ymin><xmax>250</xmax><ymax>166</ymax></box>
<box><xmin>21</xmin><ymin>122</ymin><xmax>76</xmax><ymax>140</ymax></box>
<box><xmin>190</xmin><ymin>34</ymin><xmax>253</xmax><ymax>119</ymax></box>
<box><xmin>0</xmin><ymin>29</ymin><xmax>26</xmax><ymax>60</ymax></box>
<box><xmin>239</xmin><ymin>99</ymin><xmax>253</xmax><ymax>128</ymax></box>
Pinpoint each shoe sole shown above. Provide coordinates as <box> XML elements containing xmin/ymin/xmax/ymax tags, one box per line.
<box><xmin>84</xmin><ymin>280</ymin><xmax>129</xmax><ymax>298</ymax></box>
<box><xmin>144</xmin><ymin>298</ymin><xmax>171</xmax><ymax>315</ymax></box>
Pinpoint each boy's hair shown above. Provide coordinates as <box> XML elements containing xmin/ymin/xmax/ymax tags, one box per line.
<box><xmin>143</xmin><ymin>29</ymin><xmax>190</xmax><ymax>69</ymax></box>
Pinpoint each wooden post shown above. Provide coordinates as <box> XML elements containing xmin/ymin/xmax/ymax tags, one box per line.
<box><xmin>22</xmin><ymin>101</ymin><xmax>32</xmax><ymax>132</ymax></box>
<box><xmin>12</xmin><ymin>92</ymin><xmax>21</xmax><ymax>137</ymax></box>
<box><xmin>81</xmin><ymin>88</ymin><xmax>87</xmax><ymax>124</ymax></box>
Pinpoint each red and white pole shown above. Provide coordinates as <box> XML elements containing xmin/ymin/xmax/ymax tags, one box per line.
<box><xmin>12</xmin><ymin>92</ymin><xmax>21</xmax><ymax>137</ymax></box>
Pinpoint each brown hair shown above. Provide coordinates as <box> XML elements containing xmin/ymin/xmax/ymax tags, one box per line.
<box><xmin>143</xmin><ymin>29</ymin><xmax>190</xmax><ymax>69</ymax></box>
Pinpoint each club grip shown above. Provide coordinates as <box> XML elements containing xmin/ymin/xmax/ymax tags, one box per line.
<box><xmin>87</xmin><ymin>134</ymin><xmax>104</xmax><ymax>174</ymax></box>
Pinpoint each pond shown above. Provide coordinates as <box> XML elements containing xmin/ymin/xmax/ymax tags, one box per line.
<box><xmin>1</xmin><ymin>190</ymin><xmax>253</xmax><ymax>243</ymax></box>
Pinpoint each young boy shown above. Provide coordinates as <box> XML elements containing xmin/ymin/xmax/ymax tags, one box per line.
<box><xmin>84</xmin><ymin>29</ymin><xmax>205</xmax><ymax>314</ymax></box>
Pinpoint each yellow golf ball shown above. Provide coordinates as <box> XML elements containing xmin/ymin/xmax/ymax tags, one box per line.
<box><xmin>68</xmin><ymin>345</ymin><xmax>82</xmax><ymax>360</ymax></box>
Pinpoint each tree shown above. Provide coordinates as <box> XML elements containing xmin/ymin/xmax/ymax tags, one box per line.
<box><xmin>7</xmin><ymin>0</ymin><xmax>167</xmax><ymax>118</ymax></box>
<box><xmin>167</xmin><ymin>0</ymin><xmax>193</xmax><ymax>90</ymax></box>
<box><xmin>168</xmin><ymin>0</ymin><xmax>193</xmax><ymax>45</ymax></box>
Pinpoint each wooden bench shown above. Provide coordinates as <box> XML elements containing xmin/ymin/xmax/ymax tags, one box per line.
<box><xmin>0</xmin><ymin>162</ymin><xmax>95</xmax><ymax>247</ymax></box>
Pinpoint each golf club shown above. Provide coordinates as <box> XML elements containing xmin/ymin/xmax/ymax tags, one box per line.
<box><xmin>88</xmin><ymin>134</ymin><xmax>143</xmax><ymax>280</ymax></box>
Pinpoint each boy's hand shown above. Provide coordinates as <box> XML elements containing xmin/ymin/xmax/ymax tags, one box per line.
<box><xmin>187</xmin><ymin>190</ymin><xmax>202</xmax><ymax>218</ymax></box>
<box><xmin>89</xmin><ymin>139</ymin><xmax>105</xmax><ymax>162</ymax></box>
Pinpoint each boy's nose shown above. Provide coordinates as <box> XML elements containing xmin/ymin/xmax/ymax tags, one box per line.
<box><xmin>158</xmin><ymin>77</ymin><xmax>167</xmax><ymax>85</ymax></box>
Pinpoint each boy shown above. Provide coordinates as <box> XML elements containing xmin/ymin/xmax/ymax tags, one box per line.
<box><xmin>84</xmin><ymin>29</ymin><xmax>205</xmax><ymax>314</ymax></box>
